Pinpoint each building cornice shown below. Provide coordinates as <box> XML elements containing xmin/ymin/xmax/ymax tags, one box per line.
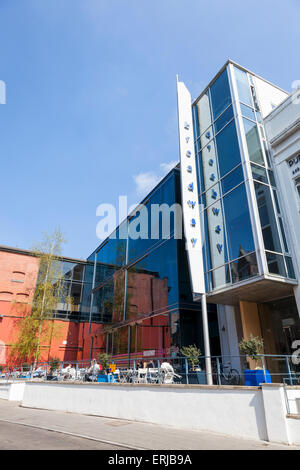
<box><xmin>269</xmin><ymin>117</ymin><xmax>300</xmax><ymax>147</ymax></box>
<box><xmin>0</xmin><ymin>244</ymin><xmax>87</xmax><ymax>264</ymax></box>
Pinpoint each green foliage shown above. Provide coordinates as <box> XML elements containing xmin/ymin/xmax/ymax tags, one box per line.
<box><xmin>97</xmin><ymin>353</ymin><xmax>112</xmax><ymax>373</ymax></box>
<box><xmin>239</xmin><ymin>335</ymin><xmax>264</xmax><ymax>363</ymax></box>
<box><xmin>49</xmin><ymin>357</ymin><xmax>60</xmax><ymax>372</ymax></box>
<box><xmin>10</xmin><ymin>229</ymin><xmax>71</xmax><ymax>365</ymax></box>
<box><xmin>180</xmin><ymin>344</ymin><xmax>202</xmax><ymax>371</ymax></box>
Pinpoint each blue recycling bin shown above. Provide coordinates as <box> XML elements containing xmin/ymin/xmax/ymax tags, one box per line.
<box><xmin>97</xmin><ymin>374</ymin><xmax>118</xmax><ymax>383</ymax></box>
<box><xmin>244</xmin><ymin>369</ymin><xmax>271</xmax><ymax>386</ymax></box>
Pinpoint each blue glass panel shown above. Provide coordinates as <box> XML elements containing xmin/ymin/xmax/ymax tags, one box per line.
<box><xmin>127</xmin><ymin>238</ymin><xmax>179</xmax><ymax>317</ymax></box>
<box><xmin>234</xmin><ymin>67</ymin><xmax>252</xmax><ymax>106</ymax></box>
<box><xmin>223</xmin><ymin>183</ymin><xmax>255</xmax><ymax>260</ymax></box>
<box><xmin>240</xmin><ymin>103</ymin><xmax>256</xmax><ymax>121</ymax></box>
<box><xmin>94</xmin><ymin>226</ymin><xmax>127</xmax><ymax>287</ymax></box>
<box><xmin>251</xmin><ymin>163</ymin><xmax>268</xmax><ymax>184</ymax></box>
<box><xmin>128</xmin><ymin>172</ymin><xmax>177</xmax><ymax>263</ymax></box>
<box><xmin>254</xmin><ymin>182</ymin><xmax>282</xmax><ymax>253</ymax></box>
<box><xmin>221</xmin><ymin>165</ymin><xmax>244</xmax><ymax>195</ymax></box>
<box><xmin>215</xmin><ymin>120</ymin><xmax>242</xmax><ymax>178</ymax></box>
<box><xmin>214</xmin><ymin>105</ymin><xmax>234</xmax><ymax>133</ymax></box>
<box><xmin>210</xmin><ymin>69</ymin><xmax>232</xmax><ymax>120</ymax></box>
<box><xmin>243</xmin><ymin>118</ymin><xmax>264</xmax><ymax>165</ymax></box>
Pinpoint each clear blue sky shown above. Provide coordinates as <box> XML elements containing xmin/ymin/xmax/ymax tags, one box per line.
<box><xmin>0</xmin><ymin>0</ymin><xmax>299</xmax><ymax>258</ymax></box>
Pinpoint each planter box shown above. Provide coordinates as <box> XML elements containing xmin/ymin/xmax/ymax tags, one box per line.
<box><xmin>244</xmin><ymin>369</ymin><xmax>271</xmax><ymax>386</ymax></box>
<box><xmin>97</xmin><ymin>374</ymin><xmax>117</xmax><ymax>383</ymax></box>
<box><xmin>187</xmin><ymin>371</ymin><xmax>207</xmax><ymax>385</ymax></box>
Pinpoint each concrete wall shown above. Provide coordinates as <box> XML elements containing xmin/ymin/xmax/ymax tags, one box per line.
<box><xmin>22</xmin><ymin>382</ymin><xmax>268</xmax><ymax>441</ymax></box>
<box><xmin>0</xmin><ymin>381</ymin><xmax>25</xmax><ymax>401</ymax></box>
<box><xmin>20</xmin><ymin>382</ymin><xmax>300</xmax><ymax>446</ymax></box>
<box><xmin>287</xmin><ymin>416</ymin><xmax>300</xmax><ymax>446</ymax></box>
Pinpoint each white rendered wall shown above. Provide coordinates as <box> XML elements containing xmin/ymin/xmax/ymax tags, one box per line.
<box><xmin>20</xmin><ymin>382</ymin><xmax>300</xmax><ymax>445</ymax></box>
<box><xmin>0</xmin><ymin>382</ymin><xmax>25</xmax><ymax>401</ymax></box>
<box><xmin>22</xmin><ymin>382</ymin><xmax>268</xmax><ymax>441</ymax></box>
<box><xmin>264</xmin><ymin>91</ymin><xmax>300</xmax><ymax>316</ymax></box>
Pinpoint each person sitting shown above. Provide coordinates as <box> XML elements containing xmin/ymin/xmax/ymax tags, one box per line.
<box><xmin>85</xmin><ymin>359</ymin><xmax>102</xmax><ymax>381</ymax></box>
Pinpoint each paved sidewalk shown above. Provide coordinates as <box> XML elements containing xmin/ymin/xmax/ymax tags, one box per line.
<box><xmin>0</xmin><ymin>400</ymin><xmax>298</xmax><ymax>450</ymax></box>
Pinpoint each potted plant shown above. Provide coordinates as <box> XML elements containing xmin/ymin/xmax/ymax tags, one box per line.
<box><xmin>47</xmin><ymin>357</ymin><xmax>60</xmax><ymax>380</ymax></box>
<box><xmin>238</xmin><ymin>335</ymin><xmax>271</xmax><ymax>386</ymax></box>
<box><xmin>97</xmin><ymin>353</ymin><xmax>116</xmax><ymax>382</ymax></box>
<box><xmin>180</xmin><ymin>345</ymin><xmax>206</xmax><ymax>384</ymax></box>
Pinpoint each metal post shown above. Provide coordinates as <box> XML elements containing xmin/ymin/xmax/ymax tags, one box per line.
<box><xmin>261</xmin><ymin>355</ymin><xmax>267</xmax><ymax>383</ymax></box>
<box><xmin>158</xmin><ymin>360</ymin><xmax>161</xmax><ymax>384</ymax></box>
<box><xmin>285</xmin><ymin>355</ymin><xmax>293</xmax><ymax>385</ymax></box>
<box><xmin>30</xmin><ymin>365</ymin><xmax>33</xmax><ymax>379</ymax></box>
<box><xmin>216</xmin><ymin>357</ymin><xmax>221</xmax><ymax>385</ymax></box>
<box><xmin>75</xmin><ymin>362</ymin><xmax>78</xmax><ymax>380</ymax></box>
<box><xmin>185</xmin><ymin>358</ymin><xmax>189</xmax><ymax>384</ymax></box>
<box><xmin>201</xmin><ymin>294</ymin><xmax>213</xmax><ymax>385</ymax></box>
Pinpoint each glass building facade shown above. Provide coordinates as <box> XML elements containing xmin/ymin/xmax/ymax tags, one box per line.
<box><xmin>192</xmin><ymin>63</ymin><xmax>296</xmax><ymax>294</ymax></box>
<box><xmin>82</xmin><ymin>169</ymin><xmax>220</xmax><ymax>359</ymax></box>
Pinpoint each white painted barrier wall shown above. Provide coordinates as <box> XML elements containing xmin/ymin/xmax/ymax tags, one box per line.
<box><xmin>22</xmin><ymin>382</ymin><xmax>268</xmax><ymax>442</ymax></box>
<box><xmin>286</xmin><ymin>416</ymin><xmax>300</xmax><ymax>446</ymax></box>
<box><xmin>0</xmin><ymin>381</ymin><xmax>25</xmax><ymax>401</ymax></box>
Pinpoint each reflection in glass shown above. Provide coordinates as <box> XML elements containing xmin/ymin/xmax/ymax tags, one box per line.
<box><xmin>210</xmin><ymin>70</ymin><xmax>232</xmax><ymax>120</ymax></box>
<box><xmin>210</xmin><ymin>264</ymin><xmax>231</xmax><ymax>290</ymax></box>
<box><xmin>234</xmin><ymin>67</ymin><xmax>253</xmax><ymax>106</ymax></box>
<box><xmin>255</xmin><ymin>182</ymin><xmax>282</xmax><ymax>253</ymax></box>
<box><xmin>221</xmin><ymin>165</ymin><xmax>244</xmax><ymax>195</ymax></box>
<box><xmin>223</xmin><ymin>183</ymin><xmax>255</xmax><ymax>260</ymax></box>
<box><xmin>266</xmin><ymin>252</ymin><xmax>286</xmax><ymax>277</ymax></box>
<box><xmin>243</xmin><ymin>118</ymin><xmax>264</xmax><ymax>165</ymax></box>
<box><xmin>285</xmin><ymin>257</ymin><xmax>296</xmax><ymax>279</ymax></box>
<box><xmin>231</xmin><ymin>253</ymin><xmax>258</xmax><ymax>283</ymax></box>
<box><xmin>251</xmin><ymin>163</ymin><xmax>268</xmax><ymax>184</ymax></box>
<box><xmin>240</xmin><ymin>103</ymin><xmax>256</xmax><ymax>121</ymax></box>
<box><xmin>214</xmin><ymin>105</ymin><xmax>233</xmax><ymax>134</ymax></box>
<box><xmin>215</xmin><ymin>120</ymin><xmax>241</xmax><ymax>177</ymax></box>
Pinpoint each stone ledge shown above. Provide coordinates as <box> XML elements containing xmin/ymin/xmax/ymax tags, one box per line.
<box><xmin>287</xmin><ymin>413</ymin><xmax>300</xmax><ymax>420</ymax></box>
<box><xmin>24</xmin><ymin>380</ymin><xmax>259</xmax><ymax>391</ymax></box>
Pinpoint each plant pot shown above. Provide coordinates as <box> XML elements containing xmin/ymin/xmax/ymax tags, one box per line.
<box><xmin>196</xmin><ymin>370</ymin><xmax>207</xmax><ymax>384</ymax></box>
<box><xmin>243</xmin><ymin>369</ymin><xmax>271</xmax><ymax>386</ymax></box>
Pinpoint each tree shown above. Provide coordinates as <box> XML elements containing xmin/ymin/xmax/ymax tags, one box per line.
<box><xmin>97</xmin><ymin>353</ymin><xmax>112</xmax><ymax>374</ymax></box>
<box><xmin>10</xmin><ymin>229</ymin><xmax>72</xmax><ymax>366</ymax></box>
<box><xmin>238</xmin><ymin>335</ymin><xmax>264</xmax><ymax>366</ymax></box>
<box><xmin>180</xmin><ymin>344</ymin><xmax>202</xmax><ymax>371</ymax></box>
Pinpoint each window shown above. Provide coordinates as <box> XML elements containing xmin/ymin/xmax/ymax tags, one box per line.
<box><xmin>243</xmin><ymin>118</ymin><xmax>264</xmax><ymax>165</ymax></box>
<box><xmin>234</xmin><ymin>67</ymin><xmax>253</xmax><ymax>106</ymax></box>
<box><xmin>215</xmin><ymin>120</ymin><xmax>242</xmax><ymax>178</ymax></box>
<box><xmin>222</xmin><ymin>183</ymin><xmax>255</xmax><ymax>260</ymax></box>
<box><xmin>254</xmin><ymin>182</ymin><xmax>282</xmax><ymax>253</ymax></box>
<box><xmin>210</xmin><ymin>70</ymin><xmax>232</xmax><ymax>120</ymax></box>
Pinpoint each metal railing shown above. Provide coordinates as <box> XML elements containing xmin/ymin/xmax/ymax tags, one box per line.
<box><xmin>1</xmin><ymin>354</ymin><xmax>299</xmax><ymax>386</ymax></box>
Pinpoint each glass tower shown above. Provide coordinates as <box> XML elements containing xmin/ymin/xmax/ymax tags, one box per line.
<box><xmin>185</xmin><ymin>62</ymin><xmax>297</xmax><ymax>301</ymax></box>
